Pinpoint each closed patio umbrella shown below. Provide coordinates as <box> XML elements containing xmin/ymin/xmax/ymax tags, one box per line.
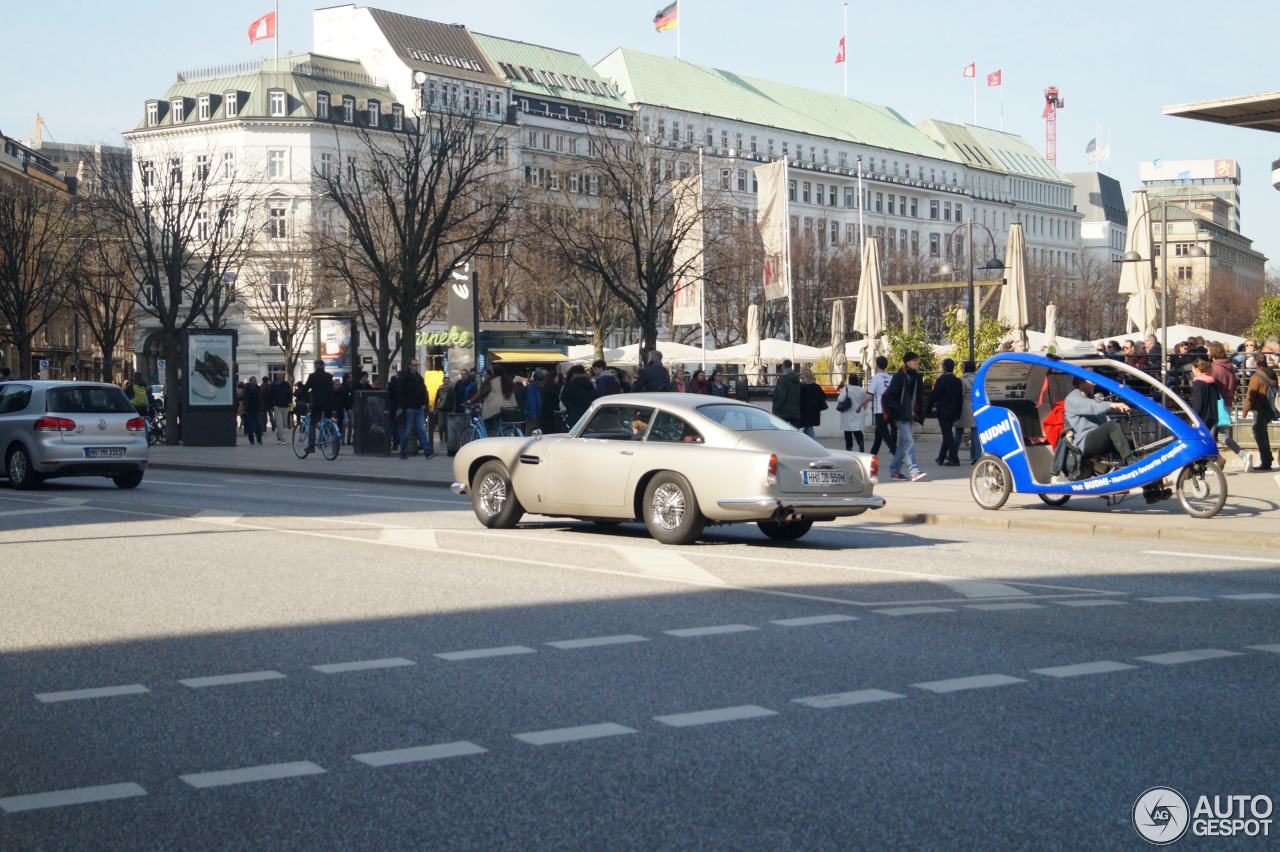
<box><xmin>745</xmin><ymin>303</ymin><xmax>762</xmax><ymax>380</ymax></box>
<box><xmin>998</xmin><ymin>223</ymin><xmax>1029</xmax><ymax>346</ymax></box>
<box><xmin>851</xmin><ymin>236</ymin><xmax>886</xmax><ymax>373</ymax></box>
<box><xmin>1044</xmin><ymin>303</ymin><xmax>1058</xmax><ymax>352</ymax></box>
<box><xmin>829</xmin><ymin>299</ymin><xmax>847</xmax><ymax>386</ymax></box>
<box><xmin>1118</xmin><ymin>191</ymin><xmax>1158</xmax><ymax>336</ymax></box>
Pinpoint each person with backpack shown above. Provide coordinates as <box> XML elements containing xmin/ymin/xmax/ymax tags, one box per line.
<box><xmin>835</xmin><ymin>373</ymin><xmax>870</xmax><ymax>452</ymax></box>
<box><xmin>771</xmin><ymin>359</ymin><xmax>802</xmax><ymax>428</ymax></box>
<box><xmin>798</xmin><ymin>368</ymin><xmax>827</xmax><ymax>438</ymax></box>
<box><xmin>867</xmin><ymin>355</ymin><xmax>896</xmax><ymax>456</ymax></box>
<box><xmin>1243</xmin><ymin>363</ymin><xmax>1277</xmax><ymax>471</ymax></box>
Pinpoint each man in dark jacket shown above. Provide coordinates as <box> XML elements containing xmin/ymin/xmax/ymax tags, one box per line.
<box><xmin>560</xmin><ymin>365</ymin><xmax>598</xmax><ymax>429</ymax></box>
<box><xmin>269</xmin><ymin>375</ymin><xmax>293</xmax><ymax>443</ymax></box>
<box><xmin>634</xmin><ymin>351</ymin><xmax>672</xmax><ymax>392</ymax></box>
<box><xmin>798</xmin><ymin>368</ymin><xmax>827</xmax><ymax>438</ymax></box>
<box><xmin>928</xmin><ymin>358</ymin><xmax>964</xmax><ymax>465</ymax></box>
<box><xmin>387</xmin><ymin>372</ymin><xmax>401</xmax><ymax>451</ymax></box>
<box><xmin>771</xmin><ymin>359</ymin><xmax>802</xmax><ymax>428</ymax></box>
<box><xmin>885</xmin><ymin>352</ymin><xmax>926</xmax><ymax>481</ymax></box>
<box><xmin>397</xmin><ymin>357</ymin><xmax>435</xmax><ymax>460</ymax></box>
<box><xmin>303</xmin><ymin>360</ymin><xmax>337</xmax><ymax>455</ymax></box>
<box><xmin>242</xmin><ymin>377</ymin><xmax>263</xmax><ymax>445</ymax></box>
<box><xmin>592</xmin><ymin>359</ymin><xmax>622</xmax><ymax>396</ymax></box>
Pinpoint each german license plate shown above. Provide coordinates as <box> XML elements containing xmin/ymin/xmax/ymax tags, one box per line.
<box><xmin>802</xmin><ymin>470</ymin><xmax>847</xmax><ymax>487</ymax></box>
<box><xmin>85</xmin><ymin>447</ymin><xmax>126</xmax><ymax>459</ymax></box>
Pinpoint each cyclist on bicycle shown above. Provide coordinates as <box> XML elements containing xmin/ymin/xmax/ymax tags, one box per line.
<box><xmin>127</xmin><ymin>372</ymin><xmax>155</xmax><ymax>418</ymax></box>
<box><xmin>476</xmin><ymin>365</ymin><xmax>520</xmax><ymax>434</ymax></box>
<box><xmin>302</xmin><ymin>359</ymin><xmax>337</xmax><ymax>457</ymax></box>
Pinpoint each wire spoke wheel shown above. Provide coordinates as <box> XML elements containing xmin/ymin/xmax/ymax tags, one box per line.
<box><xmin>970</xmin><ymin>455</ymin><xmax>1012</xmax><ymax>510</ymax></box>
<box><xmin>650</xmin><ymin>482</ymin><xmax>687</xmax><ymax>531</ymax></box>
<box><xmin>1176</xmin><ymin>461</ymin><xmax>1227</xmax><ymax>519</ymax></box>
<box><xmin>320</xmin><ymin>423</ymin><xmax>341</xmax><ymax>460</ymax></box>
<box><xmin>1039</xmin><ymin>493</ymin><xmax>1071</xmax><ymax>507</ymax></box>
<box><xmin>477</xmin><ymin>472</ymin><xmax>508</xmax><ymax>518</ymax></box>
<box><xmin>292</xmin><ymin>423</ymin><xmax>309</xmax><ymax>459</ymax></box>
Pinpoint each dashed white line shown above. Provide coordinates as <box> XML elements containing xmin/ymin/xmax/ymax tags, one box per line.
<box><xmin>1221</xmin><ymin>593</ymin><xmax>1280</xmax><ymax>601</ymax></box>
<box><xmin>663</xmin><ymin>624</ymin><xmax>759</xmax><ymax>638</ymax></box>
<box><xmin>770</xmin><ymin>614</ymin><xmax>859</xmax><ymax>627</ymax></box>
<box><xmin>1247</xmin><ymin>644</ymin><xmax>1280</xmax><ymax>654</ymax></box>
<box><xmin>792</xmin><ymin>689</ymin><xmax>905</xmax><ymax>708</ymax></box>
<box><xmin>1031</xmin><ymin>661</ymin><xmax>1137</xmax><ymax>679</ymax></box>
<box><xmin>311</xmin><ymin>658</ymin><xmax>416</xmax><ymax>674</ymax></box>
<box><xmin>180</xmin><ymin>761</ymin><xmax>325</xmax><ymax>789</ymax></box>
<box><xmin>35</xmin><ymin>684</ymin><xmax>150</xmax><ymax>703</ymax></box>
<box><xmin>0</xmin><ymin>782</ymin><xmax>147</xmax><ymax>813</ymax></box>
<box><xmin>912</xmin><ymin>674</ymin><xmax>1025</xmax><ymax>694</ymax></box>
<box><xmin>513</xmin><ymin>723</ymin><xmax>638</xmax><ymax>745</ymax></box>
<box><xmin>0</xmin><ymin>506</ymin><xmax>82</xmax><ymax>518</ymax></box>
<box><xmin>141</xmin><ymin>479</ymin><xmax>224</xmax><ymax>488</ymax></box>
<box><xmin>435</xmin><ymin>645</ymin><xmax>537</xmax><ymax>661</ymax></box>
<box><xmin>178</xmin><ymin>670</ymin><xmax>286</xmax><ymax>688</ymax></box>
<box><xmin>1136</xmin><ymin>649</ymin><xmax>1243</xmax><ymax>665</ymax></box>
<box><xmin>1053</xmin><ymin>599</ymin><xmax>1129</xmax><ymax>608</ymax></box>
<box><xmin>545</xmin><ymin>635</ymin><xmax>648</xmax><ymax>650</ymax></box>
<box><xmin>1143</xmin><ymin>550</ymin><xmax>1279</xmax><ymax>564</ymax></box>
<box><xmin>352</xmin><ymin>741</ymin><xmax>487</xmax><ymax>767</ymax></box>
<box><xmin>654</xmin><ymin>705</ymin><xmax>778</xmax><ymax>727</ymax></box>
<box><xmin>964</xmin><ymin>602</ymin><xmax>1045</xmax><ymax>611</ymax></box>
<box><xmin>1140</xmin><ymin>596</ymin><xmax>1211</xmax><ymax>604</ymax></box>
<box><xmin>872</xmin><ymin>606</ymin><xmax>955</xmax><ymax>616</ymax></box>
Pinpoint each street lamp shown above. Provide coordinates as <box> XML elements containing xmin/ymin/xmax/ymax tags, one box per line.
<box><xmin>1115</xmin><ymin>190</ymin><xmax>1209</xmax><ymax>378</ymax></box>
<box><xmin>937</xmin><ymin>221</ymin><xmax>1005</xmax><ymax>364</ymax></box>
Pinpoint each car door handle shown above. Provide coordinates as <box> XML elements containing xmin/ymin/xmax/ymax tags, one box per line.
<box><xmin>620</xmin><ymin>450</ymin><xmax>634</xmax><ymax>456</ymax></box>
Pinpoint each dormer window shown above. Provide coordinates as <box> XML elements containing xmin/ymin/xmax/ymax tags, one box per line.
<box><xmin>391</xmin><ymin>104</ymin><xmax>403</xmax><ymax>131</ymax></box>
<box><xmin>316</xmin><ymin>92</ymin><xmax>329</xmax><ymax>120</ymax></box>
<box><xmin>171</xmin><ymin>99</ymin><xmax>184</xmax><ymax>123</ymax></box>
<box><xmin>342</xmin><ymin>96</ymin><xmax>354</xmax><ymax>124</ymax></box>
<box><xmin>225</xmin><ymin>91</ymin><xmax>238</xmax><ymax>118</ymax></box>
<box><xmin>269</xmin><ymin>90</ymin><xmax>287</xmax><ymax>117</ymax></box>
<box><xmin>198</xmin><ymin>96</ymin><xmax>210</xmax><ymax>121</ymax></box>
<box><xmin>146</xmin><ymin>101</ymin><xmax>159</xmax><ymax>126</ymax></box>
<box><xmin>367</xmin><ymin>99</ymin><xmax>380</xmax><ymax>127</ymax></box>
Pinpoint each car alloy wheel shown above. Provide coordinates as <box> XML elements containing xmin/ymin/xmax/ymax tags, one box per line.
<box><xmin>650</xmin><ymin>482</ymin><xmax>686</xmax><ymax>531</ymax></box>
<box><xmin>478</xmin><ymin>471</ymin><xmax>508</xmax><ymax>518</ymax></box>
<box><xmin>9</xmin><ymin>450</ymin><xmax>28</xmax><ymax>484</ymax></box>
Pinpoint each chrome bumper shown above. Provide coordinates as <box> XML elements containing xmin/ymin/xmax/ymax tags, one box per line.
<box><xmin>450</xmin><ymin>481</ymin><xmax>466</xmax><ymax>495</ymax></box>
<box><xmin>717</xmin><ymin>495</ymin><xmax>886</xmax><ymax>512</ymax></box>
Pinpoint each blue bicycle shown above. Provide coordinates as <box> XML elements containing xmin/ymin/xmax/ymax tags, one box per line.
<box><xmin>293</xmin><ymin>411</ymin><xmax>342</xmax><ymax>460</ymax></box>
<box><xmin>466</xmin><ymin>406</ymin><xmax>524</xmax><ymax>442</ymax></box>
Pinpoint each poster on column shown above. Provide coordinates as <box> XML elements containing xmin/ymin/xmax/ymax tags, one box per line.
<box><xmin>186</xmin><ymin>333</ymin><xmax>234</xmax><ymax>407</ymax></box>
<box><xmin>671</xmin><ymin>174</ymin><xmax>703</xmax><ymax>327</ymax></box>
<box><xmin>319</xmin><ymin>317</ymin><xmax>353</xmax><ymax>380</ymax></box>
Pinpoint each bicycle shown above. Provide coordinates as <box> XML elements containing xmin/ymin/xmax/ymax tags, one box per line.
<box><xmin>466</xmin><ymin>406</ymin><xmax>524</xmax><ymax>442</ymax></box>
<box><xmin>292</xmin><ymin>411</ymin><xmax>342</xmax><ymax>460</ymax></box>
<box><xmin>146</xmin><ymin>409</ymin><xmax>166</xmax><ymax>446</ymax></box>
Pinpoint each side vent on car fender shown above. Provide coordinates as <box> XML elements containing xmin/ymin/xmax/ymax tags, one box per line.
<box><xmin>519</xmin><ymin>454</ymin><xmax>541</xmax><ymax>465</ymax></box>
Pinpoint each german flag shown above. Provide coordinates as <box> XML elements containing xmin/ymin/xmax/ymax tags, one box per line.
<box><xmin>653</xmin><ymin>1</ymin><xmax>677</xmax><ymax>32</ymax></box>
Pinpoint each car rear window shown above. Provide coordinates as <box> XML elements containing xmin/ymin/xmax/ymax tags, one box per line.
<box><xmin>46</xmin><ymin>386</ymin><xmax>135</xmax><ymax>414</ymax></box>
<box><xmin>696</xmin><ymin>403</ymin><xmax>793</xmax><ymax>431</ymax></box>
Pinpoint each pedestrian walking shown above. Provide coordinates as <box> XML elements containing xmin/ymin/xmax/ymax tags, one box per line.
<box><xmin>928</xmin><ymin>358</ymin><xmax>963</xmax><ymax>466</ymax></box>
<box><xmin>885</xmin><ymin>352</ymin><xmax>926</xmax><ymax>481</ymax></box>
<box><xmin>476</xmin><ymin>365</ymin><xmax>519</xmax><ymax>433</ymax></box>
<box><xmin>397</xmin><ymin>357</ymin><xmax>435</xmax><ymax>460</ymax></box>
<box><xmin>339</xmin><ymin>374</ymin><xmax>355</xmax><ymax>444</ymax></box>
<box><xmin>867</xmin><ymin>355</ymin><xmax>896</xmax><ymax>456</ymax></box>
<box><xmin>836</xmin><ymin>373</ymin><xmax>870</xmax><ymax>452</ymax></box>
<box><xmin>270</xmin><ymin>374</ymin><xmax>293</xmax><ymax>443</ymax></box>
<box><xmin>1243</xmin><ymin>363</ymin><xmax>1276</xmax><ymax>471</ymax></box>
<box><xmin>560</xmin><ymin>365</ymin><xmax>598</xmax><ymax>429</ymax></box>
<box><xmin>242</xmin><ymin>376</ymin><xmax>263</xmax><ymax>445</ymax></box>
<box><xmin>435</xmin><ymin>376</ymin><xmax>453</xmax><ymax>445</ymax></box>
<box><xmin>771</xmin><ymin>359</ymin><xmax>802</xmax><ymax>428</ymax></box>
<box><xmin>798</xmin><ymin>368</ymin><xmax>827</xmax><ymax>438</ymax></box>
<box><xmin>540</xmin><ymin>370</ymin><xmax>564</xmax><ymax>433</ymax></box>
<box><xmin>387</xmin><ymin>371</ymin><xmax>401</xmax><ymax>452</ymax></box>
<box><xmin>302</xmin><ymin>360</ymin><xmax>337</xmax><ymax>456</ymax></box>
<box><xmin>1208</xmin><ymin>342</ymin><xmax>1251</xmax><ymax>470</ymax></box>
<box><xmin>260</xmin><ymin>375</ymin><xmax>272</xmax><ymax>435</ymax></box>
<box><xmin>634</xmin><ymin>351</ymin><xmax>672</xmax><ymax>392</ymax></box>
<box><xmin>958</xmin><ymin>360</ymin><xmax>979</xmax><ymax>464</ymax></box>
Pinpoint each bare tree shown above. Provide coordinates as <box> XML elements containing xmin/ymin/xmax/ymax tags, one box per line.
<box><xmin>243</xmin><ymin>227</ymin><xmax>331</xmax><ymax>379</ymax></box>
<box><xmin>0</xmin><ymin>171</ymin><xmax>83</xmax><ymax>379</ymax></box>
<box><xmin>91</xmin><ymin>148</ymin><xmax>261</xmax><ymax>442</ymax></box>
<box><xmin>74</xmin><ymin>210</ymin><xmax>137</xmax><ymax>385</ymax></box>
<box><xmin>315</xmin><ymin>104</ymin><xmax>520</xmax><ymax>375</ymax></box>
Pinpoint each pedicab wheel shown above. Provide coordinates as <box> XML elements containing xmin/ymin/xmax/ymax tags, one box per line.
<box><xmin>1039</xmin><ymin>493</ymin><xmax>1071</xmax><ymax>507</ymax></box>
<box><xmin>970</xmin><ymin>454</ymin><xmax>1012</xmax><ymax>511</ymax></box>
<box><xmin>1176</xmin><ymin>461</ymin><xmax>1227</xmax><ymax>519</ymax></box>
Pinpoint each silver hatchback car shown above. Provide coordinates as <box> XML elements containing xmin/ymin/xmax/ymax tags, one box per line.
<box><xmin>0</xmin><ymin>381</ymin><xmax>149</xmax><ymax>489</ymax></box>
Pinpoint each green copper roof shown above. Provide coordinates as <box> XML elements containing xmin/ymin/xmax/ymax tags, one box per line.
<box><xmin>593</xmin><ymin>48</ymin><xmax>956</xmax><ymax>162</ymax></box>
<box><xmin>473</xmin><ymin>33</ymin><xmax>629</xmax><ymax>111</ymax></box>
<box><xmin>918</xmin><ymin>119</ymin><xmax>1068</xmax><ymax>183</ymax></box>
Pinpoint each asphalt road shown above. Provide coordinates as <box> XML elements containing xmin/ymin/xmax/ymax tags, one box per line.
<box><xmin>0</xmin><ymin>470</ymin><xmax>1277</xmax><ymax>850</ymax></box>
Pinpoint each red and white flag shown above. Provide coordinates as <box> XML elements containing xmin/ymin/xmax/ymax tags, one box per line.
<box><xmin>987</xmin><ymin>69</ymin><xmax>1002</xmax><ymax>87</ymax></box>
<box><xmin>834</xmin><ymin>36</ymin><xmax>846</xmax><ymax>64</ymax></box>
<box><xmin>962</xmin><ymin>62</ymin><xmax>976</xmax><ymax>78</ymax></box>
<box><xmin>248</xmin><ymin>11</ymin><xmax>276</xmax><ymax>45</ymax></box>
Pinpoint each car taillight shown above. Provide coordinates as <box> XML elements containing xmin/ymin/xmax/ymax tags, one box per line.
<box><xmin>766</xmin><ymin>453</ymin><xmax>778</xmax><ymax>486</ymax></box>
<box><xmin>869</xmin><ymin>456</ymin><xmax>879</xmax><ymax>479</ymax></box>
<box><xmin>33</xmin><ymin>416</ymin><xmax>75</xmax><ymax>432</ymax></box>
<box><xmin>126</xmin><ymin>417</ymin><xmax>147</xmax><ymax>432</ymax></box>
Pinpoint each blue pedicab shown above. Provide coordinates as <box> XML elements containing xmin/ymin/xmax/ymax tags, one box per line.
<box><xmin>968</xmin><ymin>352</ymin><xmax>1226</xmax><ymax>518</ymax></box>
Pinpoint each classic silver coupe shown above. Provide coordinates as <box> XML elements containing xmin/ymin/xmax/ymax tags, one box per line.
<box><xmin>450</xmin><ymin>393</ymin><xmax>884</xmax><ymax>545</ymax></box>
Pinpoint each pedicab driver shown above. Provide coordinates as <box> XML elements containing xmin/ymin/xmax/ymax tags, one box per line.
<box><xmin>1064</xmin><ymin>376</ymin><xmax>1138</xmax><ymax>466</ymax></box>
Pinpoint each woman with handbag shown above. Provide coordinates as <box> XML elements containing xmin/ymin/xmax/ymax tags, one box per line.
<box><xmin>1207</xmin><ymin>343</ymin><xmax>1251</xmax><ymax>471</ymax></box>
<box><xmin>836</xmin><ymin>373</ymin><xmax>869</xmax><ymax>452</ymax></box>
<box><xmin>1191</xmin><ymin>358</ymin><xmax>1237</xmax><ymax>469</ymax></box>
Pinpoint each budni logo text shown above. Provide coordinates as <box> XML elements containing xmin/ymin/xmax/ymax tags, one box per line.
<box><xmin>979</xmin><ymin>418</ymin><xmax>1011</xmax><ymax>446</ymax></box>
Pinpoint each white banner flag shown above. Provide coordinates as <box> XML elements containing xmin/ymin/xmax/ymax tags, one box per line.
<box><xmin>671</xmin><ymin>174</ymin><xmax>703</xmax><ymax>327</ymax></box>
<box><xmin>754</xmin><ymin>160</ymin><xmax>790</xmax><ymax>301</ymax></box>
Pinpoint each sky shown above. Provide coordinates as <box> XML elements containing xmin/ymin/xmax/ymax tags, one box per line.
<box><xmin>4</xmin><ymin>0</ymin><xmax>1278</xmax><ymax>267</ymax></box>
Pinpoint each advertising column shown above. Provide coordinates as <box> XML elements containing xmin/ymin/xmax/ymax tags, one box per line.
<box><xmin>445</xmin><ymin>264</ymin><xmax>479</xmax><ymax>376</ymax></box>
<box><xmin>182</xmin><ymin>329</ymin><xmax>238</xmax><ymax>446</ymax></box>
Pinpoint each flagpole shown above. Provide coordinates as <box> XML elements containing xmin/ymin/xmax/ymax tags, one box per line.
<box><xmin>999</xmin><ymin>74</ymin><xmax>1004</xmax><ymax>131</ymax></box>
<box><xmin>842</xmin><ymin>1</ymin><xmax>848</xmax><ymax>97</ymax></box>
<box><xmin>274</xmin><ymin>0</ymin><xmax>279</xmax><ymax>68</ymax></box>
<box><xmin>783</xmin><ymin>157</ymin><xmax>795</xmax><ymax>363</ymax></box>
<box><xmin>856</xmin><ymin>156</ymin><xmax>864</xmax><ymax>249</ymax></box>
<box><xmin>698</xmin><ymin>148</ymin><xmax>706</xmax><ymax>373</ymax></box>
<box><xmin>676</xmin><ymin>0</ymin><xmax>681</xmax><ymax>59</ymax></box>
<box><xmin>972</xmin><ymin>74</ymin><xmax>977</xmax><ymax>125</ymax></box>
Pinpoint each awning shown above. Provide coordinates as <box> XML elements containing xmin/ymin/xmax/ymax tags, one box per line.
<box><xmin>488</xmin><ymin>349</ymin><xmax>567</xmax><ymax>363</ymax></box>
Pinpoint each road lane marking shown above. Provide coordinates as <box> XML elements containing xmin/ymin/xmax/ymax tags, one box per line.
<box><xmin>142</xmin><ymin>479</ymin><xmax>223</xmax><ymax>488</ymax></box>
<box><xmin>1140</xmin><ymin>596</ymin><xmax>1211</xmax><ymax>604</ymax></box>
<box><xmin>941</xmin><ymin>579</ymin><xmax>1032</xmax><ymax>599</ymax></box>
<box><xmin>770</xmin><ymin>614</ymin><xmax>859</xmax><ymax>627</ymax></box>
<box><xmin>191</xmin><ymin>510</ymin><xmax>243</xmax><ymax>525</ymax></box>
<box><xmin>1221</xmin><ymin>593</ymin><xmax>1280</xmax><ymax>601</ymax></box>
<box><xmin>47</xmin><ymin>497</ymin><xmax>89</xmax><ymax>506</ymax></box>
<box><xmin>35</xmin><ymin>684</ymin><xmax>150</xmax><ymax>703</ymax></box>
<box><xmin>663</xmin><ymin>624</ymin><xmax>759</xmax><ymax>637</ymax></box>
<box><xmin>792</xmin><ymin>689</ymin><xmax>905</xmax><ymax>708</ymax></box>
<box><xmin>546</xmin><ymin>635</ymin><xmax>649</xmax><ymax>650</ymax></box>
<box><xmin>0</xmin><ymin>506</ymin><xmax>82</xmax><ymax>518</ymax></box>
<box><xmin>1136</xmin><ymin>649</ymin><xmax>1243</xmax><ymax>665</ymax></box>
<box><xmin>353</xmin><ymin>741</ymin><xmax>487</xmax><ymax>766</ymax></box>
<box><xmin>344</xmin><ymin>492</ymin><xmax>467</xmax><ymax>506</ymax></box>
<box><xmin>1053</xmin><ymin>599</ymin><xmax>1129</xmax><ymax>607</ymax></box>
<box><xmin>912</xmin><ymin>674</ymin><xmax>1025</xmax><ymax>693</ymax></box>
<box><xmin>1247</xmin><ymin>644</ymin><xmax>1280</xmax><ymax>654</ymax></box>
<box><xmin>1031</xmin><ymin>661</ymin><xmax>1137</xmax><ymax>678</ymax></box>
<box><xmin>964</xmin><ymin>602</ymin><xmax>1045</xmax><ymax>611</ymax></box>
<box><xmin>613</xmin><ymin>545</ymin><xmax>725</xmax><ymax>585</ymax></box>
<box><xmin>311</xmin><ymin>658</ymin><xmax>416</xmax><ymax>674</ymax></box>
<box><xmin>653</xmin><ymin>705</ymin><xmax>777</xmax><ymax>727</ymax></box>
<box><xmin>178</xmin><ymin>670</ymin><xmax>286</xmax><ymax>688</ymax></box>
<box><xmin>1143</xmin><ymin>550</ymin><xmax>1279</xmax><ymax>564</ymax></box>
<box><xmin>378</xmin><ymin>528</ymin><xmax>438</xmax><ymax>549</ymax></box>
<box><xmin>435</xmin><ymin>645</ymin><xmax>537</xmax><ymax>661</ymax></box>
<box><xmin>872</xmin><ymin>606</ymin><xmax>955</xmax><ymax>616</ymax></box>
<box><xmin>513</xmin><ymin>723</ymin><xmax>637</xmax><ymax>745</ymax></box>
<box><xmin>0</xmin><ymin>782</ymin><xmax>147</xmax><ymax>813</ymax></box>
<box><xmin>179</xmin><ymin>761</ymin><xmax>325</xmax><ymax>788</ymax></box>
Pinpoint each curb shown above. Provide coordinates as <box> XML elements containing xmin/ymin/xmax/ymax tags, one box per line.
<box><xmin>147</xmin><ymin>462</ymin><xmax>456</xmax><ymax>490</ymax></box>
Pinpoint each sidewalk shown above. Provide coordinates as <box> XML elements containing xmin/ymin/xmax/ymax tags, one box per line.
<box><xmin>147</xmin><ymin>435</ymin><xmax>1280</xmax><ymax>549</ymax></box>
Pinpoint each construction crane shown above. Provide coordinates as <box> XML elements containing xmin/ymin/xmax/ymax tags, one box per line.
<box><xmin>1043</xmin><ymin>87</ymin><xmax>1064</xmax><ymax>166</ymax></box>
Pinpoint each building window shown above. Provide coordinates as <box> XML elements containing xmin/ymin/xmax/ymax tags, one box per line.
<box><xmin>269</xmin><ymin>271</ymin><xmax>289</xmax><ymax>302</ymax></box>
<box><xmin>195</xmin><ymin>210</ymin><xmax>209</xmax><ymax>240</ymax></box>
<box><xmin>146</xmin><ymin>102</ymin><xmax>158</xmax><ymax>126</ymax></box>
<box><xmin>392</xmin><ymin>104</ymin><xmax>403</xmax><ymax>131</ymax></box>
<box><xmin>194</xmin><ymin>154</ymin><xmax>210</xmax><ymax>181</ymax></box>
<box><xmin>929</xmin><ymin>233</ymin><xmax>941</xmax><ymax>257</ymax></box>
<box><xmin>171</xmin><ymin>99</ymin><xmax>184</xmax><ymax>123</ymax></box>
<box><xmin>737</xmin><ymin>169</ymin><xmax>747</xmax><ymax>192</ymax></box>
<box><xmin>719</xmin><ymin>169</ymin><xmax>731</xmax><ymax>190</ymax></box>
<box><xmin>269</xmin><ymin>90</ymin><xmax>286</xmax><ymax>117</ymax></box>
<box><xmin>874</xmin><ymin>193</ymin><xmax>883</xmax><ymax>213</ymax></box>
<box><xmin>721</xmin><ymin>130</ymin><xmax>729</xmax><ymax>149</ymax></box>
<box><xmin>929</xmin><ymin>200</ymin><xmax>939</xmax><ymax>220</ymax></box>
<box><xmin>343</xmin><ymin>97</ymin><xmax>354</xmax><ymax>124</ymax></box>
<box><xmin>367</xmin><ymin>100</ymin><xmax>380</xmax><ymax>126</ymax></box>
<box><xmin>587</xmin><ymin>175</ymin><xmax>599</xmax><ymax>196</ymax></box>
<box><xmin>220</xmin><ymin>152</ymin><xmax>234</xmax><ymax>180</ymax></box>
<box><xmin>267</xmin><ymin>207</ymin><xmax>287</xmax><ymax>239</ymax></box>
<box><xmin>198</xmin><ymin>96</ymin><xmax>210</xmax><ymax>121</ymax></box>
<box><xmin>943</xmin><ymin>201</ymin><xmax>952</xmax><ymax>222</ymax></box>
<box><xmin>910</xmin><ymin>198</ymin><xmax>919</xmax><ymax>218</ymax></box>
<box><xmin>268</xmin><ymin>329</ymin><xmax>282</xmax><ymax>347</ymax></box>
<box><xmin>319</xmin><ymin>152</ymin><xmax>333</xmax><ymax>178</ymax></box>
<box><xmin>955</xmin><ymin>203</ymin><xmax>963</xmax><ymax>221</ymax></box>
<box><xmin>831</xmin><ymin>220</ymin><xmax>839</xmax><ymax>243</ymax></box>
<box><xmin>911</xmin><ymin>231</ymin><xmax>919</xmax><ymax>254</ymax></box>
<box><xmin>224</xmin><ymin>91</ymin><xmax>238</xmax><ymax>118</ymax></box>
<box><xmin>887</xmin><ymin>195</ymin><xmax>895</xmax><ymax>216</ymax></box>
<box><xmin>346</xmin><ymin>156</ymin><xmax>357</xmax><ymax>180</ymax></box>
<box><xmin>788</xmin><ymin>180</ymin><xmax>796</xmax><ymax>202</ymax></box>
<box><xmin>268</xmin><ymin>149</ymin><xmax>287</xmax><ymax>179</ymax></box>
<box><xmin>750</xmin><ymin>135</ymin><xmax>758</xmax><ymax>153</ymax></box>
<box><xmin>316</xmin><ymin>92</ymin><xmax>329</xmax><ymax>120</ymax></box>
<box><xmin>844</xmin><ymin>188</ymin><xmax>854</xmax><ymax>208</ymax></box>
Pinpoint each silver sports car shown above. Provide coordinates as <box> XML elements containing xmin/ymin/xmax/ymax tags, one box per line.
<box><xmin>450</xmin><ymin>393</ymin><xmax>884</xmax><ymax>544</ymax></box>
